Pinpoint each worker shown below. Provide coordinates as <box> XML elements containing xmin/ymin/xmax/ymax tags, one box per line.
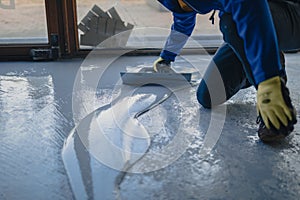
<box><xmin>154</xmin><ymin>0</ymin><xmax>299</xmax><ymax>142</ymax></box>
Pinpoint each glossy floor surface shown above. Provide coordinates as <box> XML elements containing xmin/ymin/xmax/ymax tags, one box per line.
<box><xmin>0</xmin><ymin>53</ymin><xmax>300</xmax><ymax>200</ymax></box>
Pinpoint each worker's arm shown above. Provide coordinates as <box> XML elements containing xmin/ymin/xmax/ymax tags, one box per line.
<box><xmin>160</xmin><ymin>11</ymin><xmax>197</xmax><ymax>62</ymax></box>
<box><xmin>226</xmin><ymin>0</ymin><xmax>282</xmax><ymax>85</ymax></box>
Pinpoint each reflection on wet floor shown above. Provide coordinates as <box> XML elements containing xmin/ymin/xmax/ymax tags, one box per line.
<box><xmin>0</xmin><ymin>74</ymin><xmax>73</xmax><ymax>199</ymax></box>
<box><xmin>1</xmin><ymin>54</ymin><xmax>300</xmax><ymax>200</ymax></box>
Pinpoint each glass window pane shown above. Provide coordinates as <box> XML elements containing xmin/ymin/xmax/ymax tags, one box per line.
<box><xmin>0</xmin><ymin>0</ymin><xmax>48</xmax><ymax>44</ymax></box>
<box><xmin>76</xmin><ymin>0</ymin><xmax>221</xmax><ymax>49</ymax></box>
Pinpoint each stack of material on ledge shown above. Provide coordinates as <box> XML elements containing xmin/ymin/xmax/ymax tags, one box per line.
<box><xmin>78</xmin><ymin>5</ymin><xmax>134</xmax><ymax>47</ymax></box>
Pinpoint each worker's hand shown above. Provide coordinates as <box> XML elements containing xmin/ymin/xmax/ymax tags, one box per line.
<box><xmin>257</xmin><ymin>76</ymin><xmax>293</xmax><ymax>129</ymax></box>
<box><xmin>153</xmin><ymin>57</ymin><xmax>173</xmax><ymax>73</ymax></box>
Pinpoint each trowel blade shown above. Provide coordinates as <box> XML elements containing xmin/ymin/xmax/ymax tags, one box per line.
<box><xmin>120</xmin><ymin>71</ymin><xmax>192</xmax><ymax>86</ymax></box>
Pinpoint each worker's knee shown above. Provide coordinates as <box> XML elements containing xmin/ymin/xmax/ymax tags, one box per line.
<box><xmin>196</xmin><ymin>81</ymin><xmax>212</xmax><ymax>109</ymax></box>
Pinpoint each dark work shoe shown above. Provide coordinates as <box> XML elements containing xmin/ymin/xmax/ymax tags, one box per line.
<box><xmin>257</xmin><ymin>78</ymin><xmax>297</xmax><ymax>142</ymax></box>
<box><xmin>257</xmin><ymin>115</ymin><xmax>295</xmax><ymax>142</ymax></box>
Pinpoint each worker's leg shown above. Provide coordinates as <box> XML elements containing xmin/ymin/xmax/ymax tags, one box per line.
<box><xmin>269</xmin><ymin>0</ymin><xmax>300</xmax><ymax>51</ymax></box>
<box><xmin>197</xmin><ymin>1</ymin><xmax>300</xmax><ymax>108</ymax></box>
<box><xmin>197</xmin><ymin>43</ymin><xmax>249</xmax><ymax>108</ymax></box>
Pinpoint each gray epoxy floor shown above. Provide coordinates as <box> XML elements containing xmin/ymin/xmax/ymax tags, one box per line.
<box><xmin>0</xmin><ymin>53</ymin><xmax>300</xmax><ymax>200</ymax></box>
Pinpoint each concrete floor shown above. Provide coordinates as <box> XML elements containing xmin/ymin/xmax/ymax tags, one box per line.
<box><xmin>0</xmin><ymin>52</ymin><xmax>300</xmax><ymax>200</ymax></box>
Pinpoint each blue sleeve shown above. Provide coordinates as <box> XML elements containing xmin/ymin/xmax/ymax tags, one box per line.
<box><xmin>223</xmin><ymin>0</ymin><xmax>281</xmax><ymax>85</ymax></box>
<box><xmin>160</xmin><ymin>11</ymin><xmax>197</xmax><ymax>62</ymax></box>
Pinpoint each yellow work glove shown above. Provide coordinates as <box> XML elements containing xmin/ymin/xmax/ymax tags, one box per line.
<box><xmin>153</xmin><ymin>57</ymin><xmax>173</xmax><ymax>73</ymax></box>
<box><xmin>257</xmin><ymin>76</ymin><xmax>293</xmax><ymax>129</ymax></box>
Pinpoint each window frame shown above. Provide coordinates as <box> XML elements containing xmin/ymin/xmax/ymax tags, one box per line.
<box><xmin>0</xmin><ymin>0</ymin><xmax>218</xmax><ymax>61</ymax></box>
